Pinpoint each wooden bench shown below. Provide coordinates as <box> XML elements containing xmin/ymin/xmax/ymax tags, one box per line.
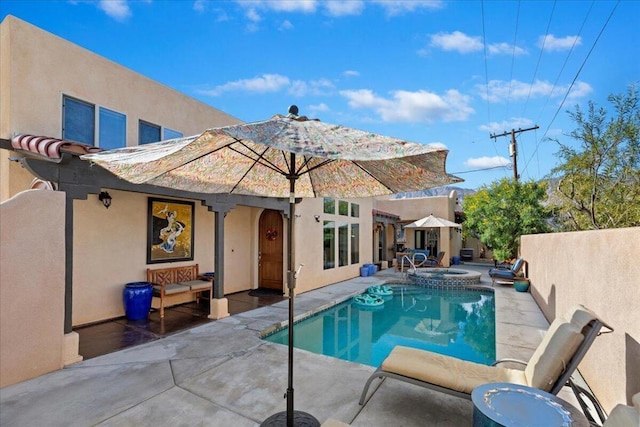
<box><xmin>146</xmin><ymin>264</ymin><xmax>212</xmax><ymax>318</ymax></box>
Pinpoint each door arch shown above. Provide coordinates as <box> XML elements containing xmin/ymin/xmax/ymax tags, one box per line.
<box><xmin>258</xmin><ymin>209</ymin><xmax>283</xmax><ymax>291</ymax></box>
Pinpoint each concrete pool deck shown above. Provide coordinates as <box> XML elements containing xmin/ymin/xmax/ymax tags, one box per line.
<box><xmin>0</xmin><ymin>264</ymin><xmax>583</xmax><ymax>426</ymax></box>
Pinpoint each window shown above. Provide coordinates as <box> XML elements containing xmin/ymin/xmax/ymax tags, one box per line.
<box><xmin>338</xmin><ymin>222</ymin><xmax>348</xmax><ymax>266</ymax></box>
<box><xmin>323</xmin><ymin>221</ymin><xmax>335</xmax><ymax>269</ymax></box>
<box><xmin>351</xmin><ymin>224</ymin><xmax>360</xmax><ymax>264</ymax></box>
<box><xmin>99</xmin><ymin>107</ymin><xmax>126</xmax><ymax>150</ymax></box>
<box><xmin>164</xmin><ymin>128</ymin><xmax>183</xmax><ymax>140</ymax></box>
<box><xmin>63</xmin><ymin>96</ymin><xmax>95</xmax><ymax>145</ymax></box>
<box><xmin>338</xmin><ymin>201</ymin><xmax>349</xmax><ymax>216</ymax></box>
<box><xmin>351</xmin><ymin>203</ymin><xmax>359</xmax><ymax>218</ymax></box>
<box><xmin>321</xmin><ymin>199</ymin><xmax>360</xmax><ymax>269</ymax></box>
<box><xmin>323</xmin><ymin>197</ymin><xmax>335</xmax><ymax>214</ymax></box>
<box><xmin>139</xmin><ymin>120</ymin><xmax>161</xmax><ymax>144</ymax></box>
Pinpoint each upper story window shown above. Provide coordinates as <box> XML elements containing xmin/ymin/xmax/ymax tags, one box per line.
<box><xmin>99</xmin><ymin>107</ymin><xmax>126</xmax><ymax>150</ymax></box>
<box><xmin>323</xmin><ymin>197</ymin><xmax>335</xmax><ymax>214</ymax></box>
<box><xmin>351</xmin><ymin>203</ymin><xmax>359</xmax><ymax>218</ymax></box>
<box><xmin>139</xmin><ymin>120</ymin><xmax>161</xmax><ymax>144</ymax></box>
<box><xmin>63</xmin><ymin>96</ymin><xmax>95</xmax><ymax>145</ymax></box>
<box><xmin>62</xmin><ymin>95</ymin><xmax>126</xmax><ymax>149</ymax></box>
<box><xmin>338</xmin><ymin>200</ymin><xmax>349</xmax><ymax>216</ymax></box>
<box><xmin>164</xmin><ymin>128</ymin><xmax>183</xmax><ymax>140</ymax></box>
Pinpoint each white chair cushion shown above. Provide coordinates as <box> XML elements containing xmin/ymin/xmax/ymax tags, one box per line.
<box><xmin>381</xmin><ymin>346</ymin><xmax>527</xmax><ymax>394</ymax></box>
<box><xmin>524</xmin><ymin>320</ymin><xmax>584</xmax><ymax>391</ymax></box>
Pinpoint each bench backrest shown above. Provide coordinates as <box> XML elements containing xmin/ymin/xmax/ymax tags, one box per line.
<box><xmin>146</xmin><ymin>264</ymin><xmax>199</xmax><ymax>285</ymax></box>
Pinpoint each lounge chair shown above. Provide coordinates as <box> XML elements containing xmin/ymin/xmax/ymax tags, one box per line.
<box><xmin>488</xmin><ymin>257</ymin><xmax>525</xmax><ymax>285</ymax></box>
<box><xmin>359</xmin><ymin>304</ymin><xmax>611</xmax><ymax>406</ymax></box>
<box><xmin>603</xmin><ymin>392</ymin><xmax>640</xmax><ymax>427</ymax></box>
<box><xmin>418</xmin><ymin>251</ymin><xmax>445</xmax><ymax>268</ymax></box>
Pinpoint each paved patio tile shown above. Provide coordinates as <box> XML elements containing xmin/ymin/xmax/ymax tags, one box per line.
<box><xmin>0</xmin><ymin>362</ymin><xmax>174</xmax><ymax>427</ymax></box>
<box><xmin>1</xmin><ymin>264</ymin><xmax>588</xmax><ymax>427</ymax></box>
<box><xmin>96</xmin><ymin>387</ymin><xmax>258</xmax><ymax>427</ymax></box>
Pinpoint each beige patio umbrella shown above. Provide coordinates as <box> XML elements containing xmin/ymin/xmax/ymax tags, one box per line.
<box><xmin>82</xmin><ymin>106</ymin><xmax>462</xmax><ymax>426</ymax></box>
<box><xmin>404</xmin><ymin>214</ymin><xmax>461</xmax><ymax>229</ymax></box>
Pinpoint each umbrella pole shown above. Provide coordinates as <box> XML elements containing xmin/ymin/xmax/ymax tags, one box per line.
<box><xmin>261</xmin><ymin>154</ymin><xmax>319</xmax><ymax>427</ymax></box>
<box><xmin>286</xmin><ymin>178</ymin><xmax>295</xmax><ymax>426</ymax></box>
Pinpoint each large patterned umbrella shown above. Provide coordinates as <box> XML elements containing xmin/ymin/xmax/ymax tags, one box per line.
<box><xmin>82</xmin><ymin>106</ymin><xmax>462</xmax><ymax>426</ymax></box>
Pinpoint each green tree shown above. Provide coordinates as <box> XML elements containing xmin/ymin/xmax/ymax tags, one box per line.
<box><xmin>550</xmin><ymin>85</ymin><xmax>640</xmax><ymax>230</ymax></box>
<box><xmin>464</xmin><ymin>178</ymin><xmax>551</xmax><ymax>261</ymax></box>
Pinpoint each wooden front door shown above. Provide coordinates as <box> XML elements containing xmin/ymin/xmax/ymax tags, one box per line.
<box><xmin>258</xmin><ymin>209</ymin><xmax>283</xmax><ymax>291</ymax></box>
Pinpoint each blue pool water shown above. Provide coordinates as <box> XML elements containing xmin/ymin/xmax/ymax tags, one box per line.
<box><xmin>264</xmin><ymin>284</ymin><xmax>496</xmax><ymax>367</ymax></box>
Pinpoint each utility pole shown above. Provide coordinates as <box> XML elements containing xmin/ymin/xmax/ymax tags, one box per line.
<box><xmin>490</xmin><ymin>125</ymin><xmax>539</xmax><ymax>182</ymax></box>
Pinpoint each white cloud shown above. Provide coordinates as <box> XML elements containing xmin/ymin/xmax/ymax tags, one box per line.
<box><xmin>193</xmin><ymin>0</ymin><xmax>206</xmax><ymax>13</ymax></box>
<box><xmin>238</xmin><ymin>0</ymin><xmax>317</xmax><ymax>13</ymax></box>
<box><xmin>465</xmin><ymin>156</ymin><xmax>511</xmax><ymax>168</ymax></box>
<box><xmin>429</xmin><ymin>31</ymin><xmax>483</xmax><ymax>54</ymax></box>
<box><xmin>429</xmin><ymin>31</ymin><xmax>526</xmax><ymax>56</ymax></box>
<box><xmin>538</xmin><ymin>34</ymin><xmax>581</xmax><ymax>52</ymax></box>
<box><xmin>309</xmin><ymin>103</ymin><xmax>330</xmax><ymax>113</ymax></box>
<box><xmin>373</xmin><ymin>0</ymin><xmax>444</xmax><ymax>16</ymax></box>
<box><xmin>288</xmin><ymin>78</ymin><xmax>335</xmax><ymax>97</ymax></box>
<box><xmin>343</xmin><ymin>70</ymin><xmax>360</xmax><ymax>77</ymax></box>
<box><xmin>246</xmin><ymin>7</ymin><xmax>261</xmax><ymax>22</ymax></box>
<box><xmin>566</xmin><ymin>81</ymin><xmax>593</xmax><ymax>99</ymax></box>
<box><xmin>279</xmin><ymin>20</ymin><xmax>294</xmax><ymax>30</ymax></box>
<box><xmin>340</xmin><ymin>88</ymin><xmax>474</xmax><ymax>123</ymax></box>
<box><xmin>427</xmin><ymin>142</ymin><xmax>448</xmax><ymax>150</ymax></box>
<box><xmin>479</xmin><ymin>117</ymin><xmax>535</xmax><ymax>134</ymax></box>
<box><xmin>477</xmin><ymin>79</ymin><xmax>593</xmax><ymax>103</ymax></box>
<box><xmin>98</xmin><ymin>0</ymin><xmax>131</xmax><ymax>21</ymax></box>
<box><xmin>198</xmin><ymin>74</ymin><xmax>290</xmax><ymax>96</ymax></box>
<box><xmin>324</xmin><ymin>1</ymin><xmax>364</xmax><ymax>16</ymax></box>
<box><xmin>487</xmin><ymin>42</ymin><xmax>527</xmax><ymax>56</ymax></box>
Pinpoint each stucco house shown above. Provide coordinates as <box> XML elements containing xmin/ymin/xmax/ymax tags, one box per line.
<box><xmin>0</xmin><ymin>16</ymin><xmax>461</xmax><ymax>386</ymax></box>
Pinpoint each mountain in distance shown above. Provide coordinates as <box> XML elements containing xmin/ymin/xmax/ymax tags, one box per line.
<box><xmin>391</xmin><ymin>185</ymin><xmax>476</xmax><ymax>200</ymax></box>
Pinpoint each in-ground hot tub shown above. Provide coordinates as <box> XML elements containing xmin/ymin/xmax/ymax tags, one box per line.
<box><xmin>408</xmin><ymin>268</ymin><xmax>481</xmax><ymax>287</ymax></box>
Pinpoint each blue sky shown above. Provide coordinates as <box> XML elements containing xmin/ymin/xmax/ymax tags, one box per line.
<box><xmin>2</xmin><ymin>0</ymin><xmax>638</xmax><ymax>189</ymax></box>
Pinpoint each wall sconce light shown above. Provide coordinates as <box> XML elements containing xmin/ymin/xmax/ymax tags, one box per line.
<box><xmin>98</xmin><ymin>191</ymin><xmax>112</xmax><ymax>209</ymax></box>
<box><xmin>314</xmin><ymin>215</ymin><xmax>320</xmax><ymax>223</ymax></box>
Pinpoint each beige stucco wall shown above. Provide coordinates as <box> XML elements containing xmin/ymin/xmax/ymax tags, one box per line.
<box><xmin>0</xmin><ymin>15</ymin><xmax>241</xmax><ymax>202</ymax></box>
<box><xmin>295</xmin><ymin>197</ymin><xmax>374</xmax><ymax>292</ymax></box>
<box><xmin>521</xmin><ymin>227</ymin><xmax>640</xmax><ymax>411</ymax></box>
<box><xmin>375</xmin><ymin>193</ymin><xmax>460</xmax><ymax>266</ymax></box>
<box><xmin>0</xmin><ymin>190</ymin><xmax>65</xmax><ymax>387</ymax></box>
<box><xmin>72</xmin><ymin>191</ymin><xmax>216</xmax><ymax>325</ymax></box>
<box><xmin>375</xmin><ymin>194</ymin><xmax>454</xmax><ymax>221</ymax></box>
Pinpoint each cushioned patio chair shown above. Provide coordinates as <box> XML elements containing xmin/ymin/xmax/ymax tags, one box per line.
<box><xmin>488</xmin><ymin>257</ymin><xmax>526</xmax><ymax>285</ymax></box>
<box><xmin>418</xmin><ymin>251</ymin><xmax>445</xmax><ymax>268</ymax></box>
<box><xmin>359</xmin><ymin>304</ymin><xmax>611</xmax><ymax>406</ymax></box>
<box><xmin>603</xmin><ymin>392</ymin><xmax>640</xmax><ymax>427</ymax></box>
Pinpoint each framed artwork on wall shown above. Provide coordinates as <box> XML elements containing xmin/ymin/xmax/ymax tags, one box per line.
<box><xmin>147</xmin><ymin>197</ymin><xmax>195</xmax><ymax>264</ymax></box>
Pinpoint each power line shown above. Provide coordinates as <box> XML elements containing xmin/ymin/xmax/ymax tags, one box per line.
<box><xmin>521</xmin><ymin>0</ymin><xmax>556</xmax><ymax>117</ymax></box>
<box><xmin>520</xmin><ymin>0</ymin><xmax>620</xmax><ymax>177</ymax></box>
<box><xmin>505</xmin><ymin>0</ymin><xmax>522</xmax><ymax>119</ymax></box>
<box><xmin>490</xmin><ymin>126</ymin><xmax>540</xmax><ymax>181</ymax></box>
<box><xmin>481</xmin><ymin>0</ymin><xmax>491</xmax><ymax>124</ymax></box>
<box><xmin>451</xmin><ymin>165</ymin><xmax>511</xmax><ymax>175</ymax></box>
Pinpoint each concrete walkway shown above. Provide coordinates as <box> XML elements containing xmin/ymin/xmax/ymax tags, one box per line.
<box><xmin>1</xmin><ymin>265</ymin><xmax>569</xmax><ymax>426</ymax></box>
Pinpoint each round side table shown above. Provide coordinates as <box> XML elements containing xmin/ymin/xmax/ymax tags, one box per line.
<box><xmin>471</xmin><ymin>382</ymin><xmax>589</xmax><ymax>426</ymax></box>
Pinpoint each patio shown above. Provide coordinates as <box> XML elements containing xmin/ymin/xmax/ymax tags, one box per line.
<box><xmin>0</xmin><ymin>264</ymin><xmax>584</xmax><ymax>426</ymax></box>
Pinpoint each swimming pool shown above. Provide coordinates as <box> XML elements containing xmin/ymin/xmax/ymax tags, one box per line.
<box><xmin>263</xmin><ymin>284</ymin><xmax>495</xmax><ymax>367</ymax></box>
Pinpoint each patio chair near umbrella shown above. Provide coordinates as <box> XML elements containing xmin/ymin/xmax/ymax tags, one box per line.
<box><xmin>82</xmin><ymin>106</ymin><xmax>462</xmax><ymax>426</ymax></box>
